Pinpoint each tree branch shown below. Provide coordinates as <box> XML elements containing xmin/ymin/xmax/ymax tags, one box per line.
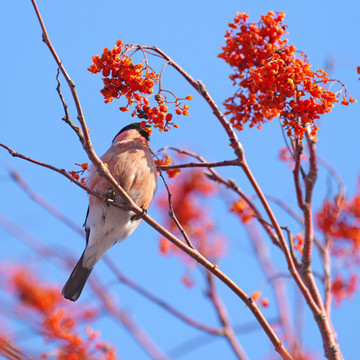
<box><xmin>206</xmin><ymin>273</ymin><xmax>249</xmax><ymax>360</ymax></box>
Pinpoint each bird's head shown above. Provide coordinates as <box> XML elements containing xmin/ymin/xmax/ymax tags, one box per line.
<box><xmin>112</xmin><ymin>122</ymin><xmax>151</xmax><ymax>144</ymax></box>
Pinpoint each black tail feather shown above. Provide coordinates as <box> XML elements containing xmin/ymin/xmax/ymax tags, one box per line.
<box><xmin>62</xmin><ymin>252</ymin><xmax>93</xmax><ymax>301</ymax></box>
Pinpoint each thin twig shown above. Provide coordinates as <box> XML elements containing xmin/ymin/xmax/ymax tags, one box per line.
<box><xmin>0</xmin><ymin>339</ymin><xmax>29</xmax><ymax>360</ymax></box>
<box><xmin>160</xmin><ymin>159</ymin><xmax>239</xmax><ymax>170</ymax></box>
<box><xmin>282</xmin><ymin>226</ymin><xmax>301</xmax><ymax>269</ymax></box>
<box><xmin>246</xmin><ymin>224</ymin><xmax>297</xmax><ymax>351</ymax></box>
<box><xmin>206</xmin><ymin>272</ymin><xmax>249</xmax><ymax>360</ymax></box>
<box><xmin>293</xmin><ymin>139</ymin><xmax>305</xmax><ymax>210</ymax></box>
<box><xmin>30</xmin><ymin>0</ymin><xmax>86</xmax><ymax>146</ymax></box>
<box><xmin>318</xmin><ymin>157</ymin><xmax>345</xmax><ymax>196</ymax></box>
<box><xmin>55</xmin><ymin>67</ymin><xmax>84</xmax><ymax>139</ymax></box>
<box><xmin>265</xmin><ymin>194</ymin><xmax>304</xmax><ymax>225</ymax></box>
<box><xmin>153</xmin><ymin>150</ymin><xmax>195</xmax><ymax>249</ymax></box>
<box><xmin>323</xmin><ymin>234</ymin><xmax>333</xmax><ymax>317</ymax></box>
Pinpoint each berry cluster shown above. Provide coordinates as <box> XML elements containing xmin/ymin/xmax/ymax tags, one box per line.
<box><xmin>5</xmin><ymin>267</ymin><xmax>114</xmax><ymax>359</ymax></box>
<box><xmin>69</xmin><ymin>162</ymin><xmax>88</xmax><ymax>184</ymax></box>
<box><xmin>219</xmin><ymin>11</ymin><xmax>355</xmax><ymax>140</ymax></box>
<box><xmin>251</xmin><ymin>291</ymin><xmax>270</xmax><ymax>308</ymax></box>
<box><xmin>316</xmin><ymin>191</ymin><xmax>360</xmax><ymax>305</ymax></box>
<box><xmin>154</xmin><ymin>154</ymin><xmax>180</xmax><ymax>178</ymax></box>
<box><xmin>230</xmin><ymin>199</ymin><xmax>254</xmax><ymax>224</ymax></box>
<box><xmin>88</xmin><ymin>40</ymin><xmax>192</xmax><ymax>132</ymax></box>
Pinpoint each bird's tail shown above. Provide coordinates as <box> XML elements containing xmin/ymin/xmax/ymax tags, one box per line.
<box><xmin>62</xmin><ymin>252</ymin><xmax>93</xmax><ymax>302</ymax></box>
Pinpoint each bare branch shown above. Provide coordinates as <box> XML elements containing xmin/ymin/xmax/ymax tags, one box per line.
<box><xmin>159</xmin><ymin>159</ymin><xmax>239</xmax><ymax>170</ymax></box>
<box><xmin>0</xmin><ymin>339</ymin><xmax>29</xmax><ymax>360</ymax></box>
<box><xmin>299</xmin><ymin>132</ymin><xmax>324</xmax><ymax>311</ymax></box>
<box><xmin>246</xmin><ymin>224</ymin><xmax>298</xmax><ymax>350</ymax></box>
<box><xmin>293</xmin><ymin>139</ymin><xmax>305</xmax><ymax>210</ymax></box>
<box><xmin>55</xmin><ymin>68</ymin><xmax>84</xmax><ymax>140</ymax></box>
<box><xmin>153</xmin><ymin>150</ymin><xmax>195</xmax><ymax>249</ymax></box>
<box><xmin>206</xmin><ymin>273</ymin><xmax>249</xmax><ymax>360</ymax></box>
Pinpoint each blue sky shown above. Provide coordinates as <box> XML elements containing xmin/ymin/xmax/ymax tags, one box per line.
<box><xmin>1</xmin><ymin>1</ymin><xmax>360</xmax><ymax>359</ymax></box>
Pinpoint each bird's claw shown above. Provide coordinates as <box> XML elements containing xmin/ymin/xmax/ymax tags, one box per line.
<box><xmin>131</xmin><ymin>206</ymin><xmax>147</xmax><ymax>221</ymax></box>
<box><xmin>105</xmin><ymin>189</ymin><xmax>116</xmax><ymax>204</ymax></box>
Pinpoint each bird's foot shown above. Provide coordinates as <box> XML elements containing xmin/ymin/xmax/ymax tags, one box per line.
<box><xmin>105</xmin><ymin>189</ymin><xmax>116</xmax><ymax>205</ymax></box>
<box><xmin>131</xmin><ymin>205</ymin><xmax>147</xmax><ymax>221</ymax></box>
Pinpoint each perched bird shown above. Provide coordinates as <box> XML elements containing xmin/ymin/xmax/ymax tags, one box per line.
<box><xmin>62</xmin><ymin>122</ymin><xmax>157</xmax><ymax>301</ymax></box>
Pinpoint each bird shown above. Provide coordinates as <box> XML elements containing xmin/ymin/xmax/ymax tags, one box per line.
<box><xmin>62</xmin><ymin>122</ymin><xmax>157</xmax><ymax>301</ymax></box>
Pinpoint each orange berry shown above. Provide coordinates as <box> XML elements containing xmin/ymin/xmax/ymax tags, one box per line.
<box><xmin>159</xmin><ymin>104</ymin><xmax>168</xmax><ymax>112</ymax></box>
<box><xmin>102</xmin><ymin>68</ymin><xmax>110</xmax><ymax>77</ymax></box>
<box><xmin>167</xmin><ymin>169</ymin><xmax>180</xmax><ymax>178</ymax></box>
<box><xmin>175</xmin><ymin>108</ymin><xmax>182</xmax><ymax>115</ymax></box>
<box><xmin>186</xmin><ymin>95</ymin><xmax>193</xmax><ymax>100</ymax></box>
<box><xmin>261</xmin><ymin>298</ymin><xmax>269</xmax><ymax>308</ymax></box>
<box><xmin>159</xmin><ymin>238</ymin><xmax>170</xmax><ymax>254</ymax></box>
<box><xmin>251</xmin><ymin>291</ymin><xmax>261</xmax><ymax>302</ymax></box>
<box><xmin>183</xmin><ymin>110</ymin><xmax>189</xmax><ymax>116</ymax></box>
<box><xmin>166</xmin><ymin>113</ymin><xmax>173</xmax><ymax>121</ymax></box>
<box><xmin>88</xmin><ymin>64</ymin><xmax>99</xmax><ymax>73</ymax></box>
<box><xmin>158</xmin><ymin>112</ymin><xmax>166</xmax><ymax>121</ymax></box>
